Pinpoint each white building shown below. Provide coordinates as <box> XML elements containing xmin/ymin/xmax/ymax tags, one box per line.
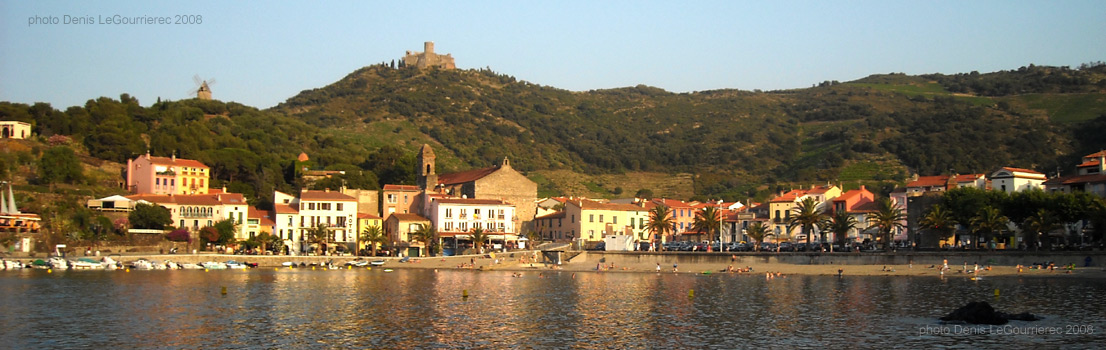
<box><xmin>428</xmin><ymin>197</ymin><xmax>517</xmax><ymax>252</ymax></box>
<box><xmin>990</xmin><ymin>167</ymin><xmax>1047</xmax><ymax>193</ymax></box>
<box><xmin>272</xmin><ymin>190</ymin><xmax>359</xmax><ymax>255</ymax></box>
<box><xmin>126</xmin><ymin>191</ymin><xmax>249</xmax><ymax>240</ymax></box>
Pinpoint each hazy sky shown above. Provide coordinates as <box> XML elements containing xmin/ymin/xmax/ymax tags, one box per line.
<box><xmin>2</xmin><ymin>0</ymin><xmax>1103</xmax><ymax>109</ymax></box>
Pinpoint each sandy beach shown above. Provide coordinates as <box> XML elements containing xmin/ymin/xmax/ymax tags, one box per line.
<box><xmin>376</xmin><ymin>253</ymin><xmax>1106</xmax><ymax>278</ymax></box>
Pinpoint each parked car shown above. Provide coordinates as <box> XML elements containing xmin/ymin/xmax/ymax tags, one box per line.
<box><xmin>778</xmin><ymin>242</ymin><xmax>793</xmax><ymax>252</ymax></box>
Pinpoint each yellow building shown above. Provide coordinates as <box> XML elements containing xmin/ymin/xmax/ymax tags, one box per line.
<box><xmin>549</xmin><ymin>199</ymin><xmax>651</xmax><ymax>244</ymax></box>
<box><xmin>768</xmin><ymin>185</ymin><xmax>841</xmax><ymax>242</ymax></box>
<box><xmin>356</xmin><ymin>213</ymin><xmax>384</xmax><ymax>253</ymax></box>
<box><xmin>126</xmin><ymin>152</ymin><xmax>211</xmax><ymax>195</ymax></box>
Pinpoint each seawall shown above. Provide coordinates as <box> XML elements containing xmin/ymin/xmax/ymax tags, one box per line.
<box><xmin>576</xmin><ymin>251</ymin><xmax>1106</xmax><ymax>267</ymax></box>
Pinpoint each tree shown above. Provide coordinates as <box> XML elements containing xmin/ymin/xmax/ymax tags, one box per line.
<box><xmin>411</xmin><ymin>224</ymin><xmax>439</xmax><ymax>257</ymax></box>
<box><xmin>823</xmin><ymin>211</ymin><xmax>858</xmax><ymax>249</ymax></box>
<box><xmin>645</xmin><ymin>205</ymin><xmax>674</xmax><ymax>249</ymax></box>
<box><xmin>306</xmin><ymin>223</ymin><xmax>329</xmax><ymax>255</ymax></box>
<box><xmin>129</xmin><ymin>203</ymin><xmax>172</xmax><ymax>230</ymax></box>
<box><xmin>635</xmin><ymin>189</ymin><xmax>654</xmax><ymax>199</ymax></box>
<box><xmin>524</xmin><ymin>230</ymin><xmax>542</xmax><ymax>249</ymax></box>
<box><xmin>468</xmin><ymin>227</ymin><xmax>488</xmax><ymax>254</ymax></box>
<box><xmin>691</xmin><ymin>206</ymin><xmax>721</xmax><ymax>246</ymax></box>
<box><xmin>969</xmin><ymin>206</ymin><xmax>1009</xmax><ymax>250</ymax></box>
<box><xmin>213</xmin><ymin>219</ymin><xmax>238</xmax><ymax>245</ymax></box>
<box><xmin>866</xmin><ymin>198</ymin><xmax>905</xmax><ymax>250</ymax></box>
<box><xmin>1022</xmin><ymin>209</ymin><xmax>1060</xmax><ymax>250</ymax></box>
<box><xmin>38</xmin><ymin>146</ymin><xmax>84</xmax><ymax>184</ymax></box>
<box><xmin>919</xmin><ymin>204</ymin><xmax>958</xmax><ymax>248</ymax></box>
<box><xmin>787</xmin><ymin>197</ymin><xmax>826</xmax><ymax>246</ymax></box>
<box><xmin>359</xmin><ymin>225</ymin><xmax>385</xmax><ymax>256</ymax></box>
<box><xmin>745</xmin><ymin>222</ymin><xmax>772</xmax><ymax>251</ymax></box>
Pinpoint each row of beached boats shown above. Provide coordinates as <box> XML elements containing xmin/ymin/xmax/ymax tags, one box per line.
<box><xmin>0</xmin><ymin>257</ymin><xmax>258</xmax><ymax>271</ymax></box>
<box><xmin>2</xmin><ymin>256</ymin><xmax>387</xmax><ymax>271</ymax></box>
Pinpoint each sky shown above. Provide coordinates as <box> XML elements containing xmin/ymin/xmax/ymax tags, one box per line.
<box><xmin>2</xmin><ymin>0</ymin><xmax>1104</xmax><ymax>109</ymax></box>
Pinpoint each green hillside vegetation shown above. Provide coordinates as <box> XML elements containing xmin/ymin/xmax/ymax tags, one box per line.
<box><xmin>1</xmin><ymin>62</ymin><xmax>1104</xmax><ymax>208</ymax></box>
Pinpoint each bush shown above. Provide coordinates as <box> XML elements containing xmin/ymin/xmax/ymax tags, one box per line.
<box><xmin>165</xmin><ymin>228</ymin><xmax>191</xmax><ymax>243</ymax></box>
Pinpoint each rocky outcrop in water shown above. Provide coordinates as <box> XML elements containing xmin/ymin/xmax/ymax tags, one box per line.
<box><xmin>940</xmin><ymin>301</ymin><xmax>1041</xmax><ymax>325</ymax></box>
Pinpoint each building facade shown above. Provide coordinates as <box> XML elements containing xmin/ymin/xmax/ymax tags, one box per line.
<box><xmin>271</xmin><ymin>190</ymin><xmax>359</xmax><ymax>255</ymax></box>
<box><xmin>126</xmin><ymin>152</ymin><xmax>211</xmax><ymax>195</ymax></box>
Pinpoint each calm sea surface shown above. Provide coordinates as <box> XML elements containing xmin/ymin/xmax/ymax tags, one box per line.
<box><xmin>1</xmin><ymin>268</ymin><xmax>1103</xmax><ymax>349</ymax></box>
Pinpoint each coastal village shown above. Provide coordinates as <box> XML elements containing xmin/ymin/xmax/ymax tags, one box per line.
<box><xmin>0</xmin><ymin>43</ymin><xmax>1104</xmax><ymax>264</ymax></box>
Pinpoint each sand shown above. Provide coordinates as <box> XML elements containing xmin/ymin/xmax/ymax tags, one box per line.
<box><xmin>380</xmin><ymin>253</ymin><xmax>1106</xmax><ymax>278</ymax></box>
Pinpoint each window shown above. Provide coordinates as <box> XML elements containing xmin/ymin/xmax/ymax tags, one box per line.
<box><xmin>498</xmin><ymin>223</ymin><xmax>505</xmax><ymax>232</ymax></box>
<box><xmin>589</xmin><ymin>214</ymin><xmax>594</xmax><ymax>223</ymax></box>
<box><xmin>387</xmin><ymin>194</ymin><xmax>397</xmax><ymax>204</ymax></box>
<box><xmin>475</xmin><ymin>209</ymin><xmax>481</xmax><ymax>216</ymax></box>
<box><xmin>444</xmin><ymin>222</ymin><xmax>453</xmax><ymax>231</ymax></box>
<box><xmin>459</xmin><ymin>222</ymin><xmax>468</xmax><ymax>231</ymax></box>
<box><xmin>460</xmin><ymin>209</ymin><xmax>468</xmax><ymax>218</ymax></box>
<box><xmin>475</xmin><ymin>222</ymin><xmax>482</xmax><ymax>230</ymax></box>
<box><xmin>599</xmin><ymin>215</ymin><xmax>604</xmax><ymax>223</ymax></box>
<box><xmin>588</xmin><ymin>230</ymin><xmax>594</xmax><ymax>239</ymax></box>
<box><xmin>337</xmin><ymin>203</ymin><xmax>343</xmax><ymax>211</ymax></box>
<box><xmin>445</xmin><ymin>208</ymin><xmax>453</xmax><ymax>218</ymax></box>
<box><xmin>309</xmin><ymin>203</ymin><xmax>316</xmax><ymax>210</ymax></box>
<box><xmin>403</xmin><ymin>195</ymin><xmax>408</xmax><ymax>204</ymax></box>
<box><xmin>199</xmin><ymin>179</ymin><xmax>204</xmax><ymax>187</ymax></box>
<box><xmin>571</xmin><ymin>215</ymin><xmax>575</xmax><ymax>223</ymax></box>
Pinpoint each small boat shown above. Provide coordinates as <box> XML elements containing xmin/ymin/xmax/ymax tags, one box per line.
<box><xmin>31</xmin><ymin>259</ymin><xmax>50</xmax><ymax>269</ymax></box>
<box><xmin>370</xmin><ymin>260</ymin><xmax>386</xmax><ymax>266</ymax></box>
<box><xmin>2</xmin><ymin>259</ymin><xmax>25</xmax><ymax>270</ymax></box>
<box><xmin>345</xmin><ymin>259</ymin><xmax>369</xmax><ymax>267</ymax></box>
<box><xmin>201</xmin><ymin>261</ymin><xmax>227</xmax><ymax>270</ymax></box>
<box><xmin>225</xmin><ymin>261</ymin><xmax>248</xmax><ymax>269</ymax></box>
<box><xmin>281</xmin><ymin>261</ymin><xmax>295</xmax><ymax>267</ymax></box>
<box><xmin>164</xmin><ymin>261</ymin><xmax>181</xmax><ymax>269</ymax></box>
<box><xmin>48</xmin><ymin>256</ymin><xmax>69</xmax><ymax>270</ymax></box>
<box><xmin>70</xmin><ymin>258</ymin><xmax>105</xmax><ymax>270</ymax></box>
<box><xmin>131</xmin><ymin>259</ymin><xmax>155</xmax><ymax>270</ymax></box>
<box><xmin>101</xmin><ymin>256</ymin><xmax>119</xmax><ymax>270</ymax></box>
<box><xmin>180</xmin><ymin>263</ymin><xmax>203</xmax><ymax>269</ymax></box>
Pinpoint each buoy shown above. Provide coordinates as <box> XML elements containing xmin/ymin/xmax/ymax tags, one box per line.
<box><xmin>312</xmin><ymin>266</ymin><xmax>316</xmax><ymax>270</ymax></box>
<box><xmin>205</xmin><ymin>268</ymin><xmax>209</xmax><ymax>272</ymax></box>
<box><xmin>367</xmin><ymin>267</ymin><xmax>371</xmax><ymax>270</ymax></box>
<box><xmin>348</xmin><ymin>265</ymin><xmax>351</xmax><ymax>270</ymax></box>
<box><xmin>463</xmin><ymin>289</ymin><xmax>469</xmax><ymax>298</ymax></box>
<box><xmin>125</xmin><ymin>268</ymin><xmax>130</xmax><ymax>272</ymax></box>
<box><xmin>688</xmin><ymin>289</ymin><xmax>695</xmax><ymax>298</ymax></box>
<box><xmin>47</xmin><ymin>269</ymin><xmax>52</xmax><ymax>273</ymax></box>
<box><xmin>221</xmin><ymin>286</ymin><xmax>227</xmax><ymax>295</ymax></box>
<box><xmin>274</xmin><ymin>268</ymin><xmax>279</xmax><ymax>271</ymax></box>
<box><xmin>994</xmin><ymin>289</ymin><xmax>1000</xmax><ymax>297</ymax></box>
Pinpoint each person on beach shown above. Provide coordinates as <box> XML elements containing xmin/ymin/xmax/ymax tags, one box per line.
<box><xmin>656</xmin><ymin>263</ymin><xmax>661</xmax><ymax>272</ymax></box>
<box><xmin>943</xmin><ymin>259</ymin><xmax>949</xmax><ymax>271</ymax></box>
<box><xmin>673</xmin><ymin>263</ymin><xmax>678</xmax><ymax>273</ymax></box>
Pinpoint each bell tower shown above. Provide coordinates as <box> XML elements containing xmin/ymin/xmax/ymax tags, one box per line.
<box><xmin>417</xmin><ymin>144</ymin><xmax>437</xmax><ymax>190</ymax></box>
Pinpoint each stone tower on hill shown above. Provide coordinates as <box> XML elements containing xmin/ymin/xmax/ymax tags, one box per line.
<box><xmin>403</xmin><ymin>41</ymin><xmax>456</xmax><ymax>70</ymax></box>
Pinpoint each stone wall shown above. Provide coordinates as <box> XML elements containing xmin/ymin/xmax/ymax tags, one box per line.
<box><xmin>475</xmin><ymin>167</ymin><xmax>538</xmax><ymax>234</ymax></box>
<box><xmin>581</xmin><ymin>251</ymin><xmax>1106</xmax><ymax>267</ymax></box>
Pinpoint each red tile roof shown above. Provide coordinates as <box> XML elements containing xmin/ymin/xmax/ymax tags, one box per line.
<box><xmin>299</xmin><ymin>191</ymin><xmax>356</xmax><ymax>201</ymax></box>
<box><xmin>651</xmin><ymin>198</ymin><xmax>694</xmax><ymax>208</ymax></box>
<box><xmin>954</xmin><ymin>173</ymin><xmax>986</xmax><ymax>182</ymax></box>
<box><xmin>146</xmin><ymin>156</ymin><xmax>208</xmax><ymax>169</ymax></box>
<box><xmin>438</xmin><ymin>166</ymin><xmax>499</xmax><ymax>185</ymax></box>
<box><xmin>578</xmin><ymin>199</ymin><xmax>647</xmax><ymax>212</ymax></box>
<box><xmin>357</xmin><ymin>213</ymin><xmax>383</xmax><ymax>219</ymax></box>
<box><xmin>1046</xmin><ymin>174</ymin><xmax>1106</xmax><ymax>185</ymax></box>
<box><xmin>1001</xmin><ymin>167</ymin><xmax>1044</xmax><ymax>175</ymax></box>
<box><xmin>274</xmin><ymin>203</ymin><xmax>299</xmax><ymax>214</ymax></box>
<box><xmin>1084</xmin><ymin>151</ymin><xmax>1106</xmax><ymax>159</ymax></box>
<box><xmin>126</xmin><ymin>193</ymin><xmax>246</xmax><ymax>206</ymax></box>
<box><xmin>906</xmin><ymin>175</ymin><xmax>950</xmax><ymax>188</ymax></box>
<box><xmin>851</xmin><ymin>201</ymin><xmax>882</xmax><ymax>213</ymax></box>
<box><xmin>435</xmin><ymin>198</ymin><xmax>508</xmax><ymax>205</ymax></box>
<box><xmin>382</xmin><ymin>184</ymin><xmax>420</xmax><ymax>191</ymax></box>
<box><xmin>536</xmin><ymin>211</ymin><xmax>566</xmax><ymax>220</ymax></box>
<box><xmin>248</xmin><ymin>207</ymin><xmax>275</xmax><ymax>226</ymax></box>
<box><xmin>388</xmin><ymin>213</ymin><xmax>429</xmax><ymax>222</ymax></box>
<box><xmin>1077</xmin><ymin>160</ymin><xmax>1101</xmax><ymax>168</ymax></box>
<box><xmin>808</xmin><ymin>185</ymin><xmax>834</xmax><ymax>195</ymax></box>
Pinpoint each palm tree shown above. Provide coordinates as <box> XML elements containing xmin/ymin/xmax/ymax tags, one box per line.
<box><xmin>691</xmin><ymin>206</ymin><xmax>721</xmax><ymax>246</ymax></box>
<box><xmin>1022</xmin><ymin>209</ymin><xmax>1059</xmax><ymax>251</ymax></box>
<box><xmin>787</xmin><ymin>197</ymin><xmax>826</xmax><ymax>246</ymax></box>
<box><xmin>306</xmin><ymin>223</ymin><xmax>329</xmax><ymax>255</ymax></box>
<box><xmin>411</xmin><ymin>224</ymin><xmax>439</xmax><ymax>257</ymax></box>
<box><xmin>359</xmin><ymin>225</ymin><xmax>386</xmax><ymax>257</ymax></box>
<box><xmin>823</xmin><ymin>210</ymin><xmax>858</xmax><ymax>250</ymax></box>
<box><xmin>745</xmin><ymin>221</ymin><xmax>772</xmax><ymax>252</ymax></box>
<box><xmin>646</xmin><ymin>205</ymin><xmax>674</xmax><ymax>250</ymax></box>
<box><xmin>468</xmin><ymin>227</ymin><xmax>488</xmax><ymax>254</ymax></box>
<box><xmin>919</xmin><ymin>204</ymin><xmax>958</xmax><ymax>248</ymax></box>
<box><xmin>970</xmin><ymin>206</ymin><xmax>1009</xmax><ymax>250</ymax></box>
<box><xmin>523</xmin><ymin>230</ymin><xmax>542</xmax><ymax>250</ymax></box>
<box><xmin>866</xmin><ymin>198</ymin><xmax>905</xmax><ymax>250</ymax></box>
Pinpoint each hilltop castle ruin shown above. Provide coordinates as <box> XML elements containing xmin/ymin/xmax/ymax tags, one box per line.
<box><xmin>403</xmin><ymin>41</ymin><xmax>456</xmax><ymax>70</ymax></box>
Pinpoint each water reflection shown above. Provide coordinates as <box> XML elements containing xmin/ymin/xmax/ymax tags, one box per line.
<box><xmin>1</xmin><ymin>269</ymin><xmax>1103</xmax><ymax>349</ymax></box>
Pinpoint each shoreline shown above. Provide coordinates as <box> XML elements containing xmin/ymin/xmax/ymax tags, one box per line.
<box><xmin>7</xmin><ymin>251</ymin><xmax>1102</xmax><ymax>278</ymax></box>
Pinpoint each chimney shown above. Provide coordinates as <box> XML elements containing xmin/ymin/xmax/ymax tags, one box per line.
<box><xmin>860</xmin><ymin>185</ymin><xmax>866</xmax><ymax>191</ymax></box>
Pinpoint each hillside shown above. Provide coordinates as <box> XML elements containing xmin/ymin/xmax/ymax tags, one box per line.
<box><xmin>2</xmin><ymin>62</ymin><xmax>1105</xmax><ymax>205</ymax></box>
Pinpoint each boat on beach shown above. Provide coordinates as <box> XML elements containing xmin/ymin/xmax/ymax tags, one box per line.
<box><xmin>225</xmin><ymin>261</ymin><xmax>247</xmax><ymax>269</ymax></box>
<box><xmin>201</xmin><ymin>261</ymin><xmax>227</xmax><ymax>270</ymax></box>
<box><xmin>70</xmin><ymin>258</ymin><xmax>105</xmax><ymax>270</ymax></box>
<box><xmin>2</xmin><ymin>259</ymin><xmax>25</xmax><ymax>269</ymax></box>
<box><xmin>370</xmin><ymin>260</ymin><xmax>386</xmax><ymax>266</ymax></box>
<box><xmin>48</xmin><ymin>256</ymin><xmax>69</xmax><ymax>270</ymax></box>
<box><xmin>131</xmin><ymin>259</ymin><xmax>155</xmax><ymax>270</ymax></box>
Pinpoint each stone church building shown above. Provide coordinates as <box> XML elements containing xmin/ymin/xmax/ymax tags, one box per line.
<box><xmin>417</xmin><ymin>144</ymin><xmax>537</xmax><ymax>232</ymax></box>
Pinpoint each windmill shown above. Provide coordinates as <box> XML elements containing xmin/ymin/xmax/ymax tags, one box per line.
<box><xmin>190</xmin><ymin>75</ymin><xmax>216</xmax><ymax>100</ymax></box>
